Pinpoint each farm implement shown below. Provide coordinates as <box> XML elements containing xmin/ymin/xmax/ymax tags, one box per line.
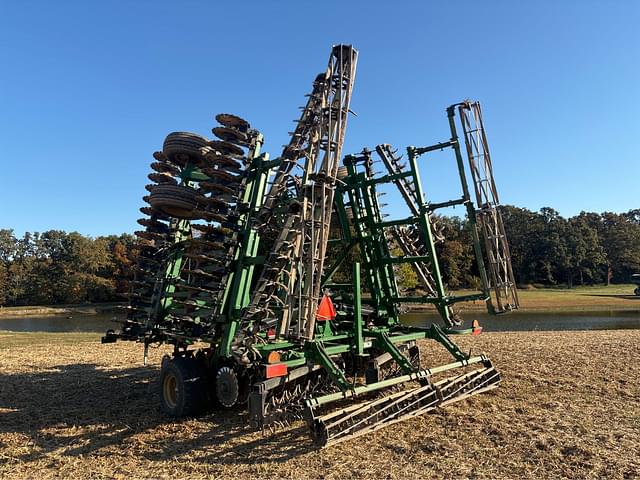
<box><xmin>103</xmin><ymin>44</ymin><xmax>519</xmax><ymax>447</ymax></box>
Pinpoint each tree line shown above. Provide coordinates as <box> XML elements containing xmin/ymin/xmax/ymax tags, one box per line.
<box><xmin>435</xmin><ymin>206</ymin><xmax>640</xmax><ymax>289</ymax></box>
<box><xmin>0</xmin><ymin>206</ymin><xmax>638</xmax><ymax>306</ymax></box>
<box><xmin>0</xmin><ymin>231</ymin><xmax>138</xmax><ymax>306</ymax></box>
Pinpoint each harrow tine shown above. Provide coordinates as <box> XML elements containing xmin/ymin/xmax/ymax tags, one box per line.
<box><xmin>307</xmin><ymin>363</ymin><xmax>501</xmax><ymax>447</ymax></box>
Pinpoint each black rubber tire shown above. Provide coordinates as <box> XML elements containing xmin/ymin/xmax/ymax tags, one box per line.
<box><xmin>149</xmin><ymin>184</ymin><xmax>202</xmax><ymax>219</ymax></box>
<box><xmin>635</xmin><ymin>287</ymin><xmax>640</xmax><ymax>296</ymax></box>
<box><xmin>159</xmin><ymin>357</ymin><xmax>209</xmax><ymax>417</ymax></box>
<box><xmin>163</xmin><ymin>132</ymin><xmax>210</xmax><ymax>164</ymax></box>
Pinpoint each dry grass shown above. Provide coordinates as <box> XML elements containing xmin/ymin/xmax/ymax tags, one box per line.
<box><xmin>447</xmin><ymin>284</ymin><xmax>640</xmax><ymax>313</ymax></box>
<box><xmin>500</xmin><ymin>285</ymin><xmax>640</xmax><ymax>311</ymax></box>
<box><xmin>0</xmin><ymin>332</ymin><xmax>97</xmax><ymax>349</ymax></box>
<box><xmin>0</xmin><ymin>303</ymin><xmax>122</xmax><ymax>318</ymax></box>
<box><xmin>1</xmin><ymin>331</ymin><xmax>639</xmax><ymax>479</ymax></box>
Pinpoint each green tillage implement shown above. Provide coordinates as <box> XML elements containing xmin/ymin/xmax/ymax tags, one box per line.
<box><xmin>104</xmin><ymin>45</ymin><xmax>517</xmax><ymax>447</ymax></box>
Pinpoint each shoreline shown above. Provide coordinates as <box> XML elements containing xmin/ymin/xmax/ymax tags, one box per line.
<box><xmin>408</xmin><ymin>303</ymin><xmax>640</xmax><ymax>313</ymax></box>
<box><xmin>1</xmin><ymin>303</ymin><xmax>638</xmax><ymax>320</ymax></box>
<box><xmin>0</xmin><ymin>284</ymin><xmax>637</xmax><ymax>318</ymax></box>
<box><xmin>0</xmin><ymin>302</ymin><xmax>124</xmax><ymax>318</ymax></box>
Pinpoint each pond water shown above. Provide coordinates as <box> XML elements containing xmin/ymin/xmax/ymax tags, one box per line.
<box><xmin>401</xmin><ymin>310</ymin><xmax>640</xmax><ymax>331</ymax></box>
<box><xmin>0</xmin><ymin>310</ymin><xmax>638</xmax><ymax>333</ymax></box>
<box><xmin>0</xmin><ymin>313</ymin><xmax>121</xmax><ymax>333</ymax></box>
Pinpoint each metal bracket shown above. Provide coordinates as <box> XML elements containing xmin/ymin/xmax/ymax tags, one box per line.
<box><xmin>366</xmin><ymin>329</ymin><xmax>415</xmax><ymax>374</ymax></box>
<box><xmin>428</xmin><ymin>323</ymin><xmax>469</xmax><ymax>361</ymax></box>
<box><xmin>305</xmin><ymin>341</ymin><xmax>351</xmax><ymax>392</ymax></box>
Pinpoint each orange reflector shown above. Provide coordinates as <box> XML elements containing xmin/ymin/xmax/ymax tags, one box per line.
<box><xmin>265</xmin><ymin>363</ymin><xmax>288</xmax><ymax>379</ymax></box>
<box><xmin>316</xmin><ymin>295</ymin><xmax>337</xmax><ymax>321</ymax></box>
<box><xmin>266</xmin><ymin>351</ymin><xmax>281</xmax><ymax>364</ymax></box>
<box><xmin>472</xmin><ymin>319</ymin><xmax>482</xmax><ymax>336</ymax></box>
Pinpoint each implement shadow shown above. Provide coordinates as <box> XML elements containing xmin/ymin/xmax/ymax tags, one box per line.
<box><xmin>0</xmin><ymin>362</ymin><xmax>314</xmax><ymax>465</ymax></box>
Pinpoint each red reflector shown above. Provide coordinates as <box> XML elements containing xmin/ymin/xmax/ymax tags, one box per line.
<box><xmin>265</xmin><ymin>363</ymin><xmax>288</xmax><ymax>379</ymax></box>
<box><xmin>472</xmin><ymin>319</ymin><xmax>482</xmax><ymax>335</ymax></box>
<box><xmin>316</xmin><ymin>295</ymin><xmax>337</xmax><ymax>321</ymax></box>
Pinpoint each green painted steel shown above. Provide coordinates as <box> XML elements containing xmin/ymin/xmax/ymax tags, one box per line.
<box><xmin>406</xmin><ymin>145</ymin><xmax>455</xmax><ymax>326</ymax></box>
<box><xmin>218</xmin><ymin>135</ymin><xmax>271</xmax><ymax>357</ymax></box>
<box><xmin>110</xmin><ymin>99</ymin><xmax>511</xmax><ymax>444</ymax></box>
<box><xmin>446</xmin><ymin>106</ymin><xmax>494</xmax><ymax>313</ymax></box>
<box><xmin>353</xmin><ymin>262</ymin><xmax>364</xmax><ymax>356</ymax></box>
<box><xmin>305</xmin><ymin>355</ymin><xmax>488</xmax><ymax>408</ymax></box>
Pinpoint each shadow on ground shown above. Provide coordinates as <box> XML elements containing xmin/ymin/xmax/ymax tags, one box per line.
<box><xmin>0</xmin><ymin>363</ymin><xmax>315</xmax><ymax>465</ymax></box>
<box><xmin>584</xmin><ymin>294</ymin><xmax>640</xmax><ymax>300</ymax></box>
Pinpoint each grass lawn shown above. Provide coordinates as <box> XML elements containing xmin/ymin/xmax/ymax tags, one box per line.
<box><xmin>0</xmin><ymin>302</ymin><xmax>123</xmax><ymax>317</ymax></box>
<box><xmin>449</xmin><ymin>283</ymin><xmax>640</xmax><ymax>312</ymax></box>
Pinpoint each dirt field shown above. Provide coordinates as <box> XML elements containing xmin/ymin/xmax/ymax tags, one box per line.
<box><xmin>1</xmin><ymin>330</ymin><xmax>638</xmax><ymax>479</ymax></box>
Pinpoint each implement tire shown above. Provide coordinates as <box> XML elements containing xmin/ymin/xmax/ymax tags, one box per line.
<box><xmin>159</xmin><ymin>357</ymin><xmax>209</xmax><ymax>417</ymax></box>
<box><xmin>149</xmin><ymin>184</ymin><xmax>202</xmax><ymax>219</ymax></box>
<box><xmin>163</xmin><ymin>131</ymin><xmax>210</xmax><ymax>164</ymax></box>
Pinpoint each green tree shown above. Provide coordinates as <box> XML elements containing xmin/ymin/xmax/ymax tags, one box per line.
<box><xmin>0</xmin><ymin>262</ymin><xmax>7</xmax><ymax>306</ymax></box>
<box><xmin>435</xmin><ymin>216</ymin><xmax>475</xmax><ymax>289</ymax></box>
<box><xmin>499</xmin><ymin>206</ymin><xmax>545</xmax><ymax>285</ymax></box>
<box><xmin>599</xmin><ymin>212</ymin><xmax>640</xmax><ymax>282</ymax></box>
<box><xmin>566</xmin><ymin>214</ymin><xmax>607</xmax><ymax>286</ymax></box>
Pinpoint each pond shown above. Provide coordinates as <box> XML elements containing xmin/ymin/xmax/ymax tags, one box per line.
<box><xmin>0</xmin><ymin>310</ymin><xmax>638</xmax><ymax>333</ymax></box>
<box><xmin>0</xmin><ymin>313</ymin><xmax>121</xmax><ymax>333</ymax></box>
<box><xmin>401</xmin><ymin>310</ymin><xmax>640</xmax><ymax>331</ymax></box>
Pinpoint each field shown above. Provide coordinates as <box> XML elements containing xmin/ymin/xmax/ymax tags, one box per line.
<box><xmin>495</xmin><ymin>284</ymin><xmax>639</xmax><ymax>310</ymax></box>
<box><xmin>432</xmin><ymin>283</ymin><xmax>640</xmax><ymax>313</ymax></box>
<box><xmin>0</xmin><ymin>303</ymin><xmax>122</xmax><ymax>318</ymax></box>
<box><xmin>1</xmin><ymin>330</ymin><xmax>638</xmax><ymax>479</ymax></box>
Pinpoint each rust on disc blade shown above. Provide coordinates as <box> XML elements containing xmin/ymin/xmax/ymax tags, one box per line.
<box><xmin>148</xmin><ymin>172</ymin><xmax>177</xmax><ymax>185</ymax></box>
<box><xmin>212</xmin><ymin>126</ymin><xmax>249</xmax><ymax>146</ymax></box>
<box><xmin>190</xmin><ymin>223</ymin><xmax>231</xmax><ymax>235</ymax></box>
<box><xmin>198</xmin><ymin>182</ymin><xmax>236</xmax><ymax>195</ymax></box>
<box><xmin>199</xmin><ymin>196</ymin><xmax>230</xmax><ymax>208</ymax></box>
<box><xmin>203</xmin><ymin>152</ymin><xmax>242</xmax><ymax>170</ymax></box>
<box><xmin>215</xmin><ymin>113</ymin><xmax>250</xmax><ymax>129</ymax></box>
<box><xmin>202</xmin><ymin>169</ymin><xmax>240</xmax><ymax>184</ymax></box>
<box><xmin>150</xmin><ymin>161</ymin><xmax>180</xmax><ymax>176</ymax></box>
<box><xmin>208</xmin><ymin>140</ymin><xmax>244</xmax><ymax>158</ymax></box>
<box><xmin>140</xmin><ymin>206</ymin><xmax>168</xmax><ymax>218</ymax></box>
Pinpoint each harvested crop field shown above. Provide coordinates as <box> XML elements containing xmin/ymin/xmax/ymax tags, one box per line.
<box><xmin>1</xmin><ymin>330</ymin><xmax>639</xmax><ymax>479</ymax></box>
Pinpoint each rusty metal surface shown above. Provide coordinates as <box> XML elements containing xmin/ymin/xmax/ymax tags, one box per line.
<box><xmin>459</xmin><ymin>101</ymin><xmax>519</xmax><ymax>313</ymax></box>
<box><xmin>241</xmin><ymin>45</ymin><xmax>358</xmax><ymax>341</ymax></box>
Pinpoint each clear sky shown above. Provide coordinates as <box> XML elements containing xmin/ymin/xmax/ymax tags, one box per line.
<box><xmin>1</xmin><ymin>1</ymin><xmax>638</xmax><ymax>237</ymax></box>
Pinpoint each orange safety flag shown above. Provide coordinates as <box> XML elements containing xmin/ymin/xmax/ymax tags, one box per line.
<box><xmin>316</xmin><ymin>295</ymin><xmax>337</xmax><ymax>321</ymax></box>
<box><xmin>472</xmin><ymin>319</ymin><xmax>482</xmax><ymax>335</ymax></box>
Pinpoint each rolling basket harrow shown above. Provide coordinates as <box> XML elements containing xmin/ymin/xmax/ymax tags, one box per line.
<box><xmin>103</xmin><ymin>44</ymin><xmax>518</xmax><ymax>447</ymax></box>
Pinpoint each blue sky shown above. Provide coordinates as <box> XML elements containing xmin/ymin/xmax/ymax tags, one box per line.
<box><xmin>1</xmin><ymin>1</ymin><xmax>638</xmax><ymax>237</ymax></box>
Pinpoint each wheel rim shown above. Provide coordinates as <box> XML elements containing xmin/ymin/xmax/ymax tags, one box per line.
<box><xmin>163</xmin><ymin>372</ymin><xmax>179</xmax><ymax>409</ymax></box>
<box><xmin>216</xmin><ymin>366</ymin><xmax>239</xmax><ymax>407</ymax></box>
